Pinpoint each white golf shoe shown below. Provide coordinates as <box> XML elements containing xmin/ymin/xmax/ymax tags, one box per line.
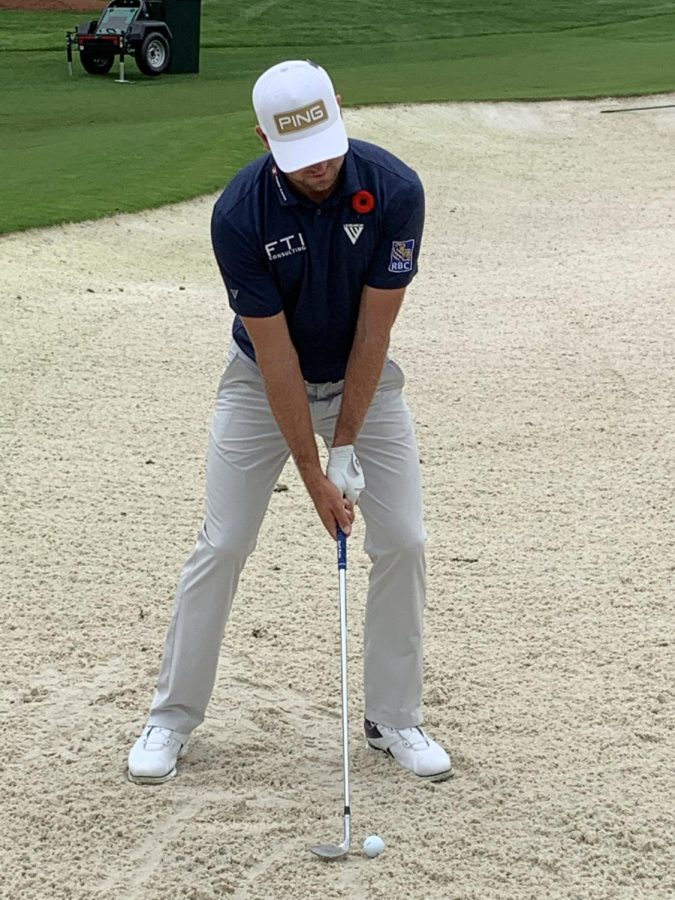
<box><xmin>365</xmin><ymin>719</ymin><xmax>452</xmax><ymax>781</ymax></box>
<box><xmin>127</xmin><ymin>725</ymin><xmax>189</xmax><ymax>784</ymax></box>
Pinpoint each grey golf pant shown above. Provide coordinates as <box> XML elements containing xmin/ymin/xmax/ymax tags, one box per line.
<box><xmin>147</xmin><ymin>345</ymin><xmax>427</xmax><ymax>734</ymax></box>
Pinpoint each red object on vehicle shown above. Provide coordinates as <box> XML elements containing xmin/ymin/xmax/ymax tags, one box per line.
<box><xmin>79</xmin><ymin>34</ymin><xmax>119</xmax><ymax>42</ymax></box>
<box><xmin>352</xmin><ymin>190</ymin><xmax>375</xmax><ymax>214</ymax></box>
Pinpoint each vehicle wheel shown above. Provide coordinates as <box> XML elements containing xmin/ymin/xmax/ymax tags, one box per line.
<box><xmin>80</xmin><ymin>46</ymin><xmax>115</xmax><ymax>75</ymax></box>
<box><xmin>135</xmin><ymin>31</ymin><xmax>171</xmax><ymax>76</ymax></box>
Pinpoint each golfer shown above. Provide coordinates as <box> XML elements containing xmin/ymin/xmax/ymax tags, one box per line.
<box><xmin>128</xmin><ymin>59</ymin><xmax>451</xmax><ymax>783</ymax></box>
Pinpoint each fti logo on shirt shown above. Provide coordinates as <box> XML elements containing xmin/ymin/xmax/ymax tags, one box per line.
<box><xmin>388</xmin><ymin>239</ymin><xmax>415</xmax><ymax>273</ymax></box>
<box><xmin>265</xmin><ymin>233</ymin><xmax>307</xmax><ymax>261</ymax></box>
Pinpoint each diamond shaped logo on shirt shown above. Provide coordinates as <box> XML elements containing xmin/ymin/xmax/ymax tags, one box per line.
<box><xmin>343</xmin><ymin>224</ymin><xmax>364</xmax><ymax>245</ymax></box>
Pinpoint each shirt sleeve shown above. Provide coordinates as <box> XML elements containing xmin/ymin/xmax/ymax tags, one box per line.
<box><xmin>211</xmin><ymin>202</ymin><xmax>283</xmax><ymax>318</ymax></box>
<box><xmin>365</xmin><ymin>173</ymin><xmax>425</xmax><ymax>290</ymax></box>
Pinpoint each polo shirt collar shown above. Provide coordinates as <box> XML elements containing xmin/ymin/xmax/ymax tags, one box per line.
<box><xmin>269</xmin><ymin>142</ymin><xmax>363</xmax><ymax>208</ymax></box>
<box><xmin>269</xmin><ymin>162</ymin><xmax>298</xmax><ymax>206</ymax></box>
<box><xmin>340</xmin><ymin>145</ymin><xmax>362</xmax><ymax>197</ymax></box>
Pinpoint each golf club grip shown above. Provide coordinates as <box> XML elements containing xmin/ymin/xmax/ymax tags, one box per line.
<box><xmin>336</xmin><ymin>527</ymin><xmax>347</xmax><ymax>569</ymax></box>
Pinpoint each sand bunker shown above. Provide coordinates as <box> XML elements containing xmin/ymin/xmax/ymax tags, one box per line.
<box><xmin>1</xmin><ymin>94</ymin><xmax>674</xmax><ymax>899</ymax></box>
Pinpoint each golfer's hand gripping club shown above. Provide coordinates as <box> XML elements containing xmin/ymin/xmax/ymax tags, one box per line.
<box><xmin>327</xmin><ymin>444</ymin><xmax>365</xmax><ymax>505</ymax></box>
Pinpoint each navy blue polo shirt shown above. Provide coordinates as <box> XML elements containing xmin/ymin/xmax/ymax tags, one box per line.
<box><xmin>211</xmin><ymin>138</ymin><xmax>424</xmax><ymax>383</ymax></box>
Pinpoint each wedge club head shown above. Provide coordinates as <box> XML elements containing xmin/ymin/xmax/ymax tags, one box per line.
<box><xmin>310</xmin><ymin>813</ymin><xmax>350</xmax><ymax>861</ymax></box>
<box><xmin>310</xmin><ymin>839</ymin><xmax>350</xmax><ymax>861</ymax></box>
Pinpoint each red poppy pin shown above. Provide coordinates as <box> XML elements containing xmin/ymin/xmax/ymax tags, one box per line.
<box><xmin>352</xmin><ymin>190</ymin><xmax>375</xmax><ymax>214</ymax></box>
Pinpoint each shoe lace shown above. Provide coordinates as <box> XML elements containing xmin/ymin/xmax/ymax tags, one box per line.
<box><xmin>387</xmin><ymin>725</ymin><xmax>430</xmax><ymax>751</ymax></box>
<box><xmin>145</xmin><ymin>726</ymin><xmax>175</xmax><ymax>748</ymax></box>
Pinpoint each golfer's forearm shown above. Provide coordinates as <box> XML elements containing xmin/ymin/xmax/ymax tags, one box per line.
<box><xmin>258</xmin><ymin>358</ymin><xmax>322</xmax><ymax>485</ymax></box>
<box><xmin>333</xmin><ymin>333</ymin><xmax>389</xmax><ymax>447</ymax></box>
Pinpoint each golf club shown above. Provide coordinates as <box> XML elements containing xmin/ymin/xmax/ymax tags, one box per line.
<box><xmin>310</xmin><ymin>526</ymin><xmax>351</xmax><ymax>861</ymax></box>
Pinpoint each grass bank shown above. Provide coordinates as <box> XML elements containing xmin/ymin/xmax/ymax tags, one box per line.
<box><xmin>1</xmin><ymin>1</ymin><xmax>673</xmax><ymax>233</ymax></box>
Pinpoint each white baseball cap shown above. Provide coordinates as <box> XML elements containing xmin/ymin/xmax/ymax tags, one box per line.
<box><xmin>252</xmin><ymin>60</ymin><xmax>349</xmax><ymax>173</ymax></box>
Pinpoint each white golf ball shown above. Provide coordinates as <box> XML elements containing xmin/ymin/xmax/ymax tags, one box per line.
<box><xmin>363</xmin><ymin>834</ymin><xmax>385</xmax><ymax>858</ymax></box>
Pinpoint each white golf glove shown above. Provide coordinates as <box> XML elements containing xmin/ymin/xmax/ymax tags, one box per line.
<box><xmin>327</xmin><ymin>444</ymin><xmax>365</xmax><ymax>505</ymax></box>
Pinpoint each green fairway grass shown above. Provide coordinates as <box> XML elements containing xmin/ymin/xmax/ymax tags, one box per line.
<box><xmin>1</xmin><ymin>1</ymin><xmax>674</xmax><ymax>234</ymax></box>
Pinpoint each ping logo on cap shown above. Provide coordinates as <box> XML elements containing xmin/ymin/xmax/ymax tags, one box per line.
<box><xmin>274</xmin><ymin>99</ymin><xmax>328</xmax><ymax>135</ymax></box>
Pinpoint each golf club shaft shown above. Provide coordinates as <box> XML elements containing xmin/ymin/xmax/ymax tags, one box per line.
<box><xmin>337</xmin><ymin>528</ymin><xmax>351</xmax><ymax>842</ymax></box>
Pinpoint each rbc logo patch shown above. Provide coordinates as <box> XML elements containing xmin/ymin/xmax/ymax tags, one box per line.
<box><xmin>388</xmin><ymin>239</ymin><xmax>415</xmax><ymax>273</ymax></box>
